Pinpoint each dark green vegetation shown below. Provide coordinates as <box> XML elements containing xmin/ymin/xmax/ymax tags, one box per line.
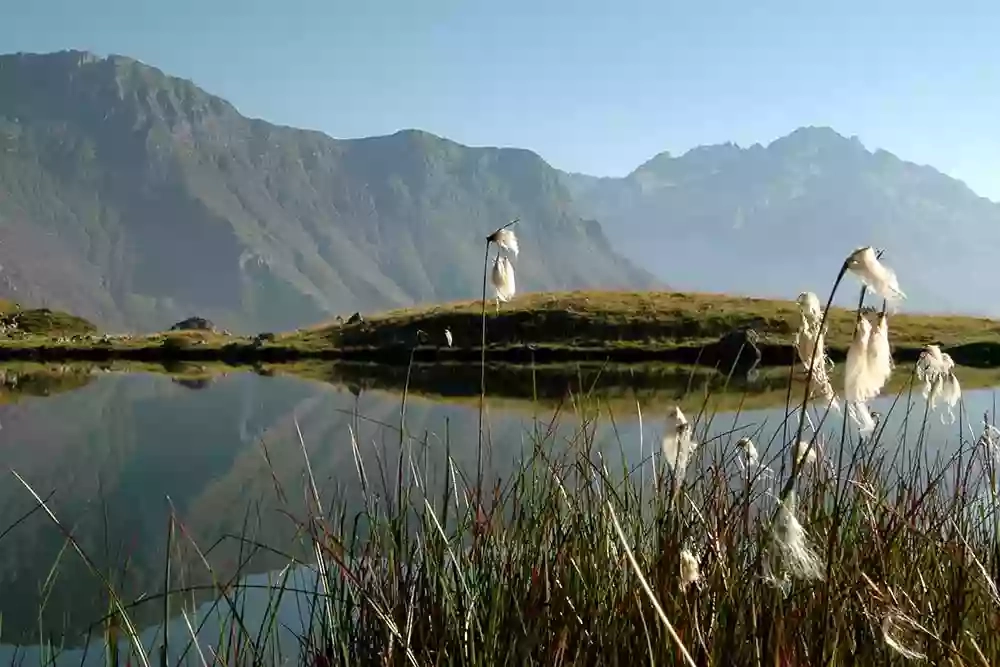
<box><xmin>563</xmin><ymin>126</ymin><xmax>1000</xmax><ymax>317</ymax></box>
<box><xmin>0</xmin><ymin>50</ymin><xmax>652</xmax><ymax>333</ymax></box>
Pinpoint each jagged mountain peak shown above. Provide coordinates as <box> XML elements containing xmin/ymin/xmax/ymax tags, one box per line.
<box><xmin>563</xmin><ymin>127</ymin><xmax>1000</xmax><ymax>317</ymax></box>
<box><xmin>0</xmin><ymin>50</ymin><xmax>655</xmax><ymax>332</ymax></box>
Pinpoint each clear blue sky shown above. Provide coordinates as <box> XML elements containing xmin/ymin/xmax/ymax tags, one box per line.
<box><xmin>6</xmin><ymin>0</ymin><xmax>1000</xmax><ymax>199</ymax></box>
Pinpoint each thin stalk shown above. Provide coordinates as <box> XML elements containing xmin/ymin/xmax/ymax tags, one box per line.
<box><xmin>11</xmin><ymin>469</ymin><xmax>151</xmax><ymax>667</ymax></box>
<box><xmin>478</xmin><ymin>240</ymin><xmax>490</xmax><ymax>496</ymax></box>
<box><xmin>780</xmin><ymin>259</ymin><xmax>849</xmax><ymax>502</ymax></box>
<box><xmin>816</xmin><ymin>282</ymin><xmax>869</xmax><ymax>663</ymax></box>
<box><xmin>161</xmin><ymin>510</ymin><xmax>174</xmax><ymax>667</ymax></box>
<box><xmin>607</xmin><ymin>501</ymin><xmax>698</xmax><ymax>667</ymax></box>
<box><xmin>479</xmin><ymin>218</ymin><xmax>518</xmax><ymax>497</ymax></box>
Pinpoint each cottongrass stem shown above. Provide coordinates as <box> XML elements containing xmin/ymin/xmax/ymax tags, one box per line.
<box><xmin>662</xmin><ymin>405</ymin><xmax>698</xmax><ymax>499</ymax></box>
<box><xmin>606</xmin><ymin>501</ymin><xmax>698</xmax><ymax>667</ymax></box>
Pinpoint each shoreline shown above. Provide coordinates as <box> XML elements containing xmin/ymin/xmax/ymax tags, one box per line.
<box><xmin>1</xmin><ymin>338</ymin><xmax>999</xmax><ymax>368</ymax></box>
<box><xmin>5</xmin><ymin>289</ymin><xmax>1000</xmax><ymax>367</ymax></box>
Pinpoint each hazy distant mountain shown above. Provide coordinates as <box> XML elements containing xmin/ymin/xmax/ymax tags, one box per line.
<box><xmin>563</xmin><ymin>127</ymin><xmax>1000</xmax><ymax>316</ymax></box>
<box><xmin>0</xmin><ymin>50</ymin><xmax>655</xmax><ymax>333</ymax></box>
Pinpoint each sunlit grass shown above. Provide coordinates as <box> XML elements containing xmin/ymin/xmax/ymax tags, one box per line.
<box><xmin>290</xmin><ymin>289</ymin><xmax>1000</xmax><ymax>354</ymax></box>
<box><xmin>3</xmin><ymin>291</ymin><xmax>1000</xmax><ymax>370</ymax></box>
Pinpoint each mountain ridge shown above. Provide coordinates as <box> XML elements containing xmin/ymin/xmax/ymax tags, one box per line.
<box><xmin>560</xmin><ymin>125</ymin><xmax>1000</xmax><ymax>317</ymax></box>
<box><xmin>0</xmin><ymin>50</ymin><xmax>655</xmax><ymax>332</ymax></box>
<box><xmin>2</xmin><ymin>49</ymin><xmax>996</xmax><ymax>326</ymax></box>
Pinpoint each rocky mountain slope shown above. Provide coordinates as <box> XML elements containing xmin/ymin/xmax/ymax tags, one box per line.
<box><xmin>0</xmin><ymin>50</ymin><xmax>655</xmax><ymax>332</ymax></box>
<box><xmin>563</xmin><ymin>127</ymin><xmax>1000</xmax><ymax>316</ymax></box>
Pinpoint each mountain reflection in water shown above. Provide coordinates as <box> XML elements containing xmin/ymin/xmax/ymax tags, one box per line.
<box><xmin>0</xmin><ymin>361</ymin><xmax>996</xmax><ymax>661</ymax></box>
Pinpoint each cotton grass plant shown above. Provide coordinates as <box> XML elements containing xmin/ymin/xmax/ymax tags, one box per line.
<box><xmin>478</xmin><ymin>219</ymin><xmax>519</xmax><ymax>492</ymax></box>
<box><xmin>8</xmin><ymin>241</ymin><xmax>1000</xmax><ymax>665</ymax></box>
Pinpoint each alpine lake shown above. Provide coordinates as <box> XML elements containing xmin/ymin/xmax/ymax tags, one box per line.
<box><xmin>0</xmin><ymin>359</ymin><xmax>998</xmax><ymax>664</ymax></box>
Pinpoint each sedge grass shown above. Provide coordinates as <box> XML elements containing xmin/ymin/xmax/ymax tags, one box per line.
<box><xmin>4</xmin><ymin>356</ymin><xmax>1000</xmax><ymax>665</ymax></box>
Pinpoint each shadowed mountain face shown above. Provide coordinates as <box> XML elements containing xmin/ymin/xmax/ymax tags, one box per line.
<box><xmin>563</xmin><ymin>127</ymin><xmax>1000</xmax><ymax>317</ymax></box>
<box><xmin>0</xmin><ymin>50</ymin><xmax>655</xmax><ymax>333</ymax></box>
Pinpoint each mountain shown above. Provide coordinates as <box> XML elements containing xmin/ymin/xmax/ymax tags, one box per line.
<box><xmin>563</xmin><ymin>127</ymin><xmax>1000</xmax><ymax>316</ymax></box>
<box><xmin>0</xmin><ymin>51</ymin><xmax>655</xmax><ymax>333</ymax></box>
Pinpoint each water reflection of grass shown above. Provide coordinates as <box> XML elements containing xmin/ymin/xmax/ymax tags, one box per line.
<box><xmin>0</xmin><ymin>363</ymin><xmax>94</xmax><ymax>404</ymax></box>
<box><xmin>273</xmin><ymin>360</ymin><xmax>1000</xmax><ymax>415</ymax></box>
<box><xmin>6</xmin><ymin>360</ymin><xmax>1000</xmax><ymax>664</ymax></box>
<box><xmin>0</xmin><ymin>360</ymin><xmax>255</xmax><ymax>391</ymax></box>
<box><xmin>10</xmin><ymin>359</ymin><xmax>999</xmax><ymax>416</ymax></box>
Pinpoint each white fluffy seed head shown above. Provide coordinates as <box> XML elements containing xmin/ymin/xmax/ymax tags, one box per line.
<box><xmin>489</xmin><ymin>228</ymin><xmax>519</xmax><ymax>258</ymax></box>
<box><xmin>845</xmin><ymin>246</ymin><xmax>906</xmax><ymax>301</ymax></box>
<box><xmin>866</xmin><ymin>312</ymin><xmax>893</xmax><ymax>392</ymax></box>
<box><xmin>794</xmin><ymin>440</ymin><xmax>818</xmax><ymax>467</ymax></box>
<box><xmin>794</xmin><ymin>321</ymin><xmax>826</xmax><ymax>372</ymax></box>
<box><xmin>666</xmin><ymin>405</ymin><xmax>688</xmax><ymax>434</ymax></box>
<box><xmin>844</xmin><ymin>314</ymin><xmax>887</xmax><ymax>404</ymax></box>
<box><xmin>919</xmin><ymin>345</ymin><xmax>960</xmax><ymax>423</ymax></box>
<box><xmin>770</xmin><ymin>490</ymin><xmax>824</xmax><ymax>582</ymax></box>
<box><xmin>491</xmin><ymin>255</ymin><xmax>516</xmax><ymax>302</ymax></box>
<box><xmin>796</xmin><ymin>291</ymin><xmax>823</xmax><ymax>327</ymax></box>
<box><xmin>845</xmin><ymin>316</ymin><xmax>874</xmax><ymax>403</ymax></box>
<box><xmin>848</xmin><ymin>402</ymin><xmax>877</xmax><ymax>437</ymax></box>
<box><xmin>940</xmin><ymin>352</ymin><xmax>955</xmax><ymax>373</ymax></box>
<box><xmin>793</xmin><ymin>292</ymin><xmax>840</xmax><ymax>410</ymax></box>
<box><xmin>933</xmin><ymin>372</ymin><xmax>962</xmax><ymax>424</ymax></box>
<box><xmin>662</xmin><ymin>426</ymin><xmax>697</xmax><ymax>475</ymax></box>
<box><xmin>662</xmin><ymin>405</ymin><xmax>698</xmax><ymax>484</ymax></box>
<box><xmin>736</xmin><ymin>437</ymin><xmax>759</xmax><ymax>466</ymax></box>
<box><xmin>916</xmin><ymin>344</ymin><xmax>944</xmax><ymax>381</ymax></box>
<box><xmin>679</xmin><ymin>549</ymin><xmax>701</xmax><ymax>590</ymax></box>
<box><xmin>941</xmin><ymin>372</ymin><xmax>961</xmax><ymax>406</ymax></box>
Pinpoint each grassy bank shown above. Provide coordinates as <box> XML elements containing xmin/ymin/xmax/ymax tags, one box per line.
<box><xmin>4</xmin><ymin>290</ymin><xmax>1000</xmax><ymax>368</ymax></box>
<box><xmin>7</xmin><ymin>362</ymin><xmax>1000</xmax><ymax>664</ymax></box>
<box><xmin>296</xmin><ymin>290</ymin><xmax>1000</xmax><ymax>352</ymax></box>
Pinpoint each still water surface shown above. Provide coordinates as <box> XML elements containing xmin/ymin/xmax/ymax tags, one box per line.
<box><xmin>0</xmin><ymin>363</ymin><xmax>995</xmax><ymax>663</ymax></box>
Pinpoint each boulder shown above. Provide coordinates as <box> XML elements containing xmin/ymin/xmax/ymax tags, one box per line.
<box><xmin>170</xmin><ymin>317</ymin><xmax>216</xmax><ymax>332</ymax></box>
<box><xmin>710</xmin><ymin>328</ymin><xmax>762</xmax><ymax>378</ymax></box>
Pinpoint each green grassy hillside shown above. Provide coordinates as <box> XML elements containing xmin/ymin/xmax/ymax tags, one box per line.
<box><xmin>288</xmin><ymin>290</ymin><xmax>1000</xmax><ymax>355</ymax></box>
<box><xmin>2</xmin><ymin>290</ymin><xmax>999</xmax><ymax>367</ymax></box>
